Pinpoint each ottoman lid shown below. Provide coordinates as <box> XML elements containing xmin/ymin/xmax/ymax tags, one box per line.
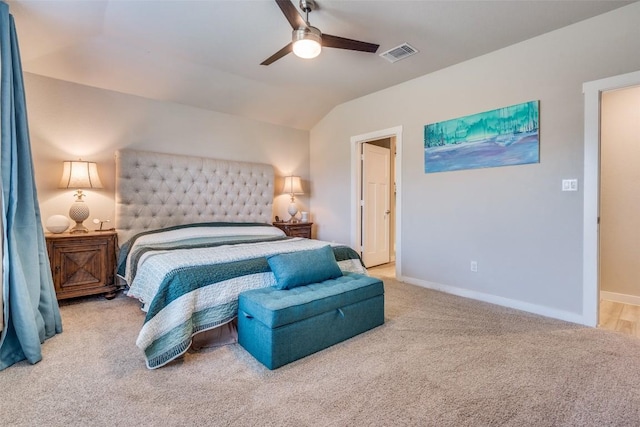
<box><xmin>238</xmin><ymin>272</ymin><xmax>383</xmax><ymax>328</ymax></box>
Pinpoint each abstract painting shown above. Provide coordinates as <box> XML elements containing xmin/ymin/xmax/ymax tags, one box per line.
<box><xmin>424</xmin><ymin>100</ymin><xmax>540</xmax><ymax>173</ymax></box>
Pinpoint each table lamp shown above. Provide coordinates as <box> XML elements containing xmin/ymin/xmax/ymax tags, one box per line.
<box><xmin>59</xmin><ymin>160</ymin><xmax>103</xmax><ymax>233</ymax></box>
<box><xmin>283</xmin><ymin>176</ymin><xmax>303</xmax><ymax>222</ymax></box>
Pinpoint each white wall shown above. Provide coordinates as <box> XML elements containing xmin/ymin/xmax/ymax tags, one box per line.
<box><xmin>600</xmin><ymin>85</ymin><xmax>640</xmax><ymax>298</ymax></box>
<box><xmin>310</xmin><ymin>3</ymin><xmax>640</xmax><ymax>321</ymax></box>
<box><xmin>24</xmin><ymin>73</ymin><xmax>310</xmax><ymax>232</ymax></box>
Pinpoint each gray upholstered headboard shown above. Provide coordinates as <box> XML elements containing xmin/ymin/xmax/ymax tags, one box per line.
<box><xmin>115</xmin><ymin>149</ymin><xmax>274</xmax><ymax>243</ymax></box>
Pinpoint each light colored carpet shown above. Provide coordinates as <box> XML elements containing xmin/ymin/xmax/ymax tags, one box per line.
<box><xmin>2</xmin><ymin>271</ymin><xmax>640</xmax><ymax>426</ymax></box>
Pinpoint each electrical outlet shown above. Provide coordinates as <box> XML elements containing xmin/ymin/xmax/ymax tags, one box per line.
<box><xmin>470</xmin><ymin>261</ymin><xmax>478</xmax><ymax>272</ymax></box>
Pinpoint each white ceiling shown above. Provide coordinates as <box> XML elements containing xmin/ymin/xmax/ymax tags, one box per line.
<box><xmin>7</xmin><ymin>0</ymin><xmax>635</xmax><ymax>130</ymax></box>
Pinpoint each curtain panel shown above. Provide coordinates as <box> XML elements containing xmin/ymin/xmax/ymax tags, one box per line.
<box><xmin>0</xmin><ymin>1</ymin><xmax>62</xmax><ymax>371</ymax></box>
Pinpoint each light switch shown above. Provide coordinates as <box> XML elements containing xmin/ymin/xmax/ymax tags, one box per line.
<box><xmin>562</xmin><ymin>179</ymin><xmax>578</xmax><ymax>192</ymax></box>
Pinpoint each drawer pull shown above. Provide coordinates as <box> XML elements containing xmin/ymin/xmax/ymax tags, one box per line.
<box><xmin>337</xmin><ymin>308</ymin><xmax>345</xmax><ymax>318</ymax></box>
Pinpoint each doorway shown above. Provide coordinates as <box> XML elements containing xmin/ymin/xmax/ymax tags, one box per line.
<box><xmin>583</xmin><ymin>70</ymin><xmax>640</xmax><ymax>328</ymax></box>
<box><xmin>351</xmin><ymin>126</ymin><xmax>403</xmax><ymax>277</ymax></box>
<box><xmin>598</xmin><ymin>84</ymin><xmax>640</xmax><ymax>336</ymax></box>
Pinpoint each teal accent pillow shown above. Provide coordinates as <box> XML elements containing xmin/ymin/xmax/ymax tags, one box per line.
<box><xmin>267</xmin><ymin>245</ymin><xmax>343</xmax><ymax>290</ymax></box>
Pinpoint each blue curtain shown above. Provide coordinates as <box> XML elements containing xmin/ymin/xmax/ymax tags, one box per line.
<box><xmin>0</xmin><ymin>1</ymin><xmax>62</xmax><ymax>371</ymax></box>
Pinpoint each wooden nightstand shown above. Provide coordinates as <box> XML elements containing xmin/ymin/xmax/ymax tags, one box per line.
<box><xmin>273</xmin><ymin>221</ymin><xmax>313</xmax><ymax>239</ymax></box>
<box><xmin>45</xmin><ymin>231</ymin><xmax>118</xmax><ymax>300</ymax></box>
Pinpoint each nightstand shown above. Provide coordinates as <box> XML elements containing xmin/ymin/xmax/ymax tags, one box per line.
<box><xmin>273</xmin><ymin>221</ymin><xmax>313</xmax><ymax>239</ymax></box>
<box><xmin>45</xmin><ymin>231</ymin><xmax>118</xmax><ymax>300</ymax></box>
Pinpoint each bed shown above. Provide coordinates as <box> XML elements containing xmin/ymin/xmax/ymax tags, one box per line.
<box><xmin>115</xmin><ymin>149</ymin><xmax>366</xmax><ymax>369</ymax></box>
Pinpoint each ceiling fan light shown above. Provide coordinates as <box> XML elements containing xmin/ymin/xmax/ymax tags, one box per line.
<box><xmin>293</xmin><ymin>39</ymin><xmax>321</xmax><ymax>59</ymax></box>
<box><xmin>292</xmin><ymin>26</ymin><xmax>322</xmax><ymax>59</ymax></box>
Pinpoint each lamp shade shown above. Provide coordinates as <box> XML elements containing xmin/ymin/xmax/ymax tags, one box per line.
<box><xmin>283</xmin><ymin>176</ymin><xmax>304</xmax><ymax>195</ymax></box>
<box><xmin>59</xmin><ymin>160</ymin><xmax>103</xmax><ymax>189</ymax></box>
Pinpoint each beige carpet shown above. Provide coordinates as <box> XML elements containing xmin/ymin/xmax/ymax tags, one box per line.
<box><xmin>2</xmin><ymin>271</ymin><xmax>640</xmax><ymax>426</ymax></box>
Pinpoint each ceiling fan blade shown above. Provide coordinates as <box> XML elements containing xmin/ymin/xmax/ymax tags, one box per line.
<box><xmin>261</xmin><ymin>43</ymin><xmax>293</xmax><ymax>66</ymax></box>
<box><xmin>275</xmin><ymin>0</ymin><xmax>306</xmax><ymax>29</ymax></box>
<box><xmin>322</xmin><ymin>34</ymin><xmax>379</xmax><ymax>53</ymax></box>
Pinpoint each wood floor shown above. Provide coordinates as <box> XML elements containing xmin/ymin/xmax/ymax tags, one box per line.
<box><xmin>367</xmin><ymin>263</ymin><xmax>396</xmax><ymax>278</ymax></box>
<box><xmin>368</xmin><ymin>263</ymin><xmax>640</xmax><ymax>339</ymax></box>
<box><xmin>599</xmin><ymin>299</ymin><xmax>640</xmax><ymax>338</ymax></box>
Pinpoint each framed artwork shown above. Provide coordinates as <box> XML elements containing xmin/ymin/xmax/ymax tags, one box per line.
<box><xmin>424</xmin><ymin>100</ymin><xmax>540</xmax><ymax>173</ymax></box>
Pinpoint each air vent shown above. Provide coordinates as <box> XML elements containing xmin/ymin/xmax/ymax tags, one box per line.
<box><xmin>379</xmin><ymin>43</ymin><xmax>418</xmax><ymax>63</ymax></box>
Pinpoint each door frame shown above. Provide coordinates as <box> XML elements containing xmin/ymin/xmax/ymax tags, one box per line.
<box><xmin>583</xmin><ymin>70</ymin><xmax>640</xmax><ymax>327</ymax></box>
<box><xmin>350</xmin><ymin>126</ymin><xmax>403</xmax><ymax>277</ymax></box>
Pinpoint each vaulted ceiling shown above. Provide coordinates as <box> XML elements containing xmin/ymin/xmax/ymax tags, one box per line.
<box><xmin>8</xmin><ymin>0</ymin><xmax>635</xmax><ymax>130</ymax></box>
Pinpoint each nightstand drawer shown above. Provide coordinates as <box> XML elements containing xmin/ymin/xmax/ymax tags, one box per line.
<box><xmin>53</xmin><ymin>242</ymin><xmax>109</xmax><ymax>292</ymax></box>
<box><xmin>287</xmin><ymin>228</ymin><xmax>311</xmax><ymax>238</ymax></box>
<box><xmin>273</xmin><ymin>222</ymin><xmax>313</xmax><ymax>239</ymax></box>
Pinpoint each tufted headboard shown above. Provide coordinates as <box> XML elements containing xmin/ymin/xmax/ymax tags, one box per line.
<box><xmin>115</xmin><ymin>149</ymin><xmax>274</xmax><ymax>243</ymax></box>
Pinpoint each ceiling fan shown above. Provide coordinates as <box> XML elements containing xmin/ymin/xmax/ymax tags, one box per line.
<box><xmin>261</xmin><ymin>0</ymin><xmax>379</xmax><ymax>66</ymax></box>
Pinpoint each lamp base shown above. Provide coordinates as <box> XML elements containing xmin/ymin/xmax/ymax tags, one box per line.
<box><xmin>287</xmin><ymin>201</ymin><xmax>299</xmax><ymax>222</ymax></box>
<box><xmin>69</xmin><ymin>200</ymin><xmax>90</xmax><ymax>234</ymax></box>
<box><xmin>69</xmin><ymin>222</ymin><xmax>89</xmax><ymax>233</ymax></box>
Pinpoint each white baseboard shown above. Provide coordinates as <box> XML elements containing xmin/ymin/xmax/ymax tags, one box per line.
<box><xmin>396</xmin><ymin>274</ymin><xmax>589</xmax><ymax>326</ymax></box>
<box><xmin>600</xmin><ymin>291</ymin><xmax>640</xmax><ymax>306</ymax></box>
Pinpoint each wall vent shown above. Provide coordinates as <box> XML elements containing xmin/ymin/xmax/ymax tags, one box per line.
<box><xmin>379</xmin><ymin>43</ymin><xmax>418</xmax><ymax>63</ymax></box>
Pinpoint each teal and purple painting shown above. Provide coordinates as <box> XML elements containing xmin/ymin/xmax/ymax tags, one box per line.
<box><xmin>424</xmin><ymin>100</ymin><xmax>540</xmax><ymax>173</ymax></box>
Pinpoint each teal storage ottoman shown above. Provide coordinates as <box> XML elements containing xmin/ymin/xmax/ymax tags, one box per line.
<box><xmin>237</xmin><ymin>272</ymin><xmax>384</xmax><ymax>369</ymax></box>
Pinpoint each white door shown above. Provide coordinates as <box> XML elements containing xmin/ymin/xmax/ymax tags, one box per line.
<box><xmin>362</xmin><ymin>143</ymin><xmax>391</xmax><ymax>267</ymax></box>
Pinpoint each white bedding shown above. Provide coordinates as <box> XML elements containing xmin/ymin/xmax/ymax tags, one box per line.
<box><xmin>126</xmin><ymin>232</ymin><xmax>364</xmax><ymax>312</ymax></box>
<box><xmin>122</xmin><ymin>225</ymin><xmax>285</xmax><ymax>285</ymax></box>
